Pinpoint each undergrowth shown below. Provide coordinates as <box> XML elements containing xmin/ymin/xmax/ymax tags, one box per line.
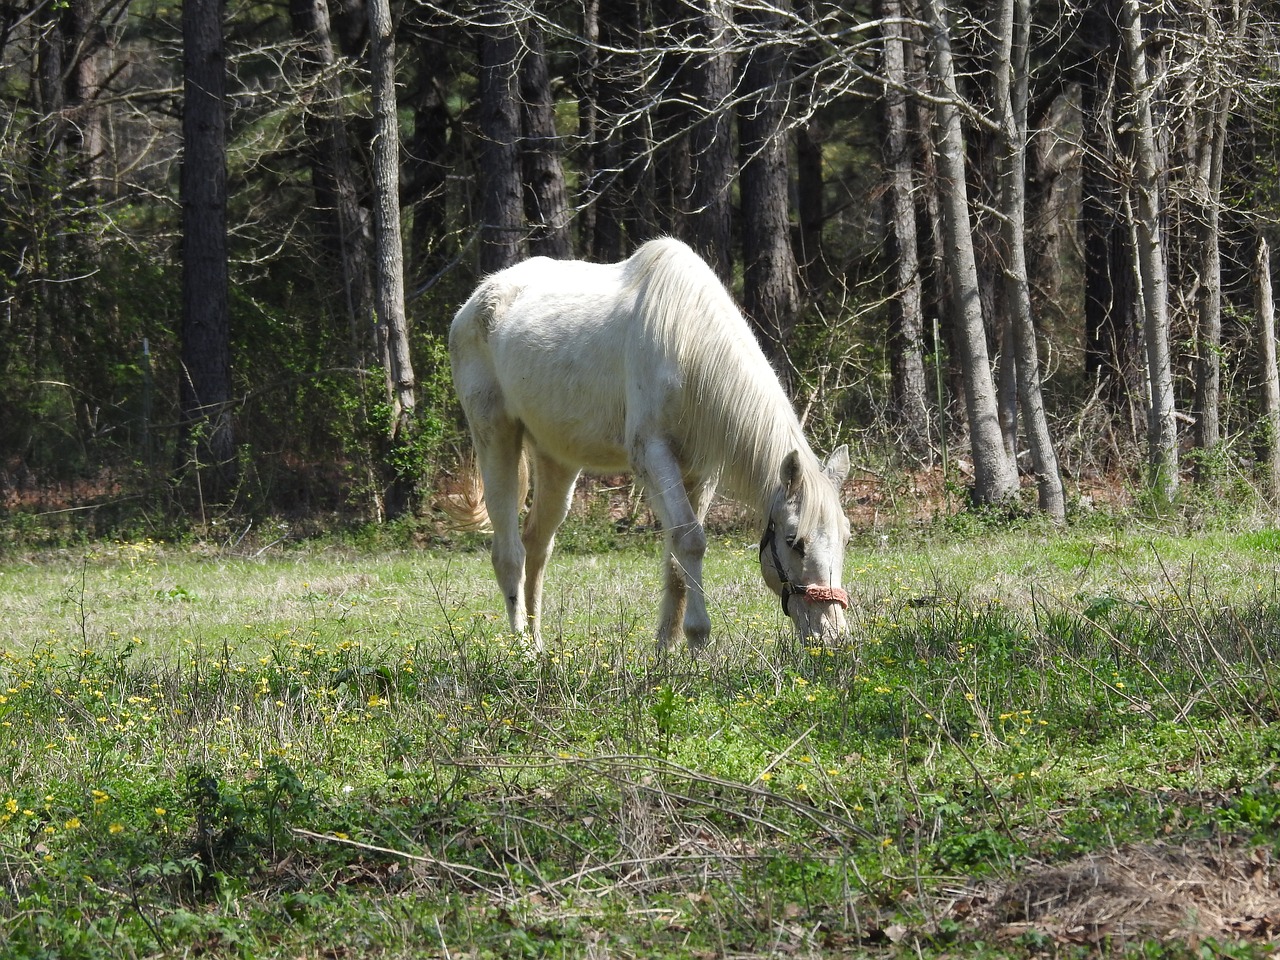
<box><xmin>2</xmin><ymin>527</ymin><xmax>1280</xmax><ymax>957</ymax></box>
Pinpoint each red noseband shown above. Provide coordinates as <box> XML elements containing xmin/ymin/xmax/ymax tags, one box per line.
<box><xmin>802</xmin><ymin>584</ymin><xmax>849</xmax><ymax>608</ymax></box>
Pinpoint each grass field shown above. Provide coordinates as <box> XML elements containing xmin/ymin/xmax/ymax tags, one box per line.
<box><xmin>4</xmin><ymin>511</ymin><xmax>1280</xmax><ymax>958</ymax></box>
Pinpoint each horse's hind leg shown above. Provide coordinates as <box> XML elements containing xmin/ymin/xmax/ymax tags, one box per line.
<box><xmin>474</xmin><ymin>418</ymin><xmax>529</xmax><ymax>638</ymax></box>
<box><xmin>522</xmin><ymin>453</ymin><xmax>579</xmax><ymax>650</ymax></box>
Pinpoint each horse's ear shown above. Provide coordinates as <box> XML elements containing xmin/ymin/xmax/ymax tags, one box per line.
<box><xmin>780</xmin><ymin>450</ymin><xmax>803</xmax><ymax>495</ymax></box>
<box><xmin>823</xmin><ymin>445</ymin><xmax>850</xmax><ymax>486</ymax></box>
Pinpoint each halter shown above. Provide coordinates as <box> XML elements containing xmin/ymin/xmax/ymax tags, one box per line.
<box><xmin>759</xmin><ymin>520</ymin><xmax>850</xmax><ymax>615</ymax></box>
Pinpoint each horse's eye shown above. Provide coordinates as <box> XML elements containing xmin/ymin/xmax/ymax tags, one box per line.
<box><xmin>786</xmin><ymin>536</ymin><xmax>806</xmax><ymax>557</ymax></box>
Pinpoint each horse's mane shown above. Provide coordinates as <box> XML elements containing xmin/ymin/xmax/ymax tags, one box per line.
<box><xmin>624</xmin><ymin>238</ymin><xmax>839</xmax><ymax>539</ymax></box>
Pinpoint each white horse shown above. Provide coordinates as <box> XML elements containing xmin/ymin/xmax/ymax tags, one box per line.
<box><xmin>448</xmin><ymin>237</ymin><xmax>851</xmax><ymax>653</ymax></box>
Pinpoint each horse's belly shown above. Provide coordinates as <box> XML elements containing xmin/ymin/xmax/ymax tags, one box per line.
<box><xmin>516</xmin><ymin>404</ymin><xmax>630</xmax><ymax>473</ymax></box>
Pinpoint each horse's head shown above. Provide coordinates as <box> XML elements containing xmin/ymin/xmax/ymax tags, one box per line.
<box><xmin>759</xmin><ymin>446</ymin><xmax>852</xmax><ymax>642</ymax></box>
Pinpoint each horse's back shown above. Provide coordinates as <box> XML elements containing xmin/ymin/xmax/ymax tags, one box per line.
<box><xmin>452</xmin><ymin>238</ymin><xmax>717</xmax><ymax>356</ymax></box>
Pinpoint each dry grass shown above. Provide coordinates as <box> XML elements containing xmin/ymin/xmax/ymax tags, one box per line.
<box><xmin>966</xmin><ymin>838</ymin><xmax>1280</xmax><ymax>947</ymax></box>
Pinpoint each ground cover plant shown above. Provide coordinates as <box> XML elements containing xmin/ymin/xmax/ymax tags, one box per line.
<box><xmin>4</xmin><ymin>512</ymin><xmax>1280</xmax><ymax>958</ymax></box>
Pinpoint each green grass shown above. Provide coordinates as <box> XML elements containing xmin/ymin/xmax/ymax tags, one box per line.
<box><xmin>4</xmin><ymin>521</ymin><xmax>1280</xmax><ymax>957</ymax></box>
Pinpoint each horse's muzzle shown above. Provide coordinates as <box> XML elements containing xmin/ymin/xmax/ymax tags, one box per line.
<box><xmin>790</xmin><ymin>594</ymin><xmax>848</xmax><ymax>642</ymax></box>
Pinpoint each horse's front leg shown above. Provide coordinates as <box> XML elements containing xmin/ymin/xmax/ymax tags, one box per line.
<box><xmin>656</xmin><ymin>534</ymin><xmax>688</xmax><ymax>649</ymax></box>
<box><xmin>656</xmin><ymin>476</ymin><xmax>716</xmax><ymax>650</ymax></box>
<box><xmin>634</xmin><ymin>438</ymin><xmax>710</xmax><ymax>653</ymax></box>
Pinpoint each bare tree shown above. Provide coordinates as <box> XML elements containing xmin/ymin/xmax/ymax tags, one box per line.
<box><xmin>477</xmin><ymin>0</ymin><xmax>524</xmax><ymax>272</ymax></box>
<box><xmin>879</xmin><ymin>0</ymin><xmax>930</xmax><ymax>458</ymax></box>
<box><xmin>406</xmin><ymin>24</ymin><xmax>453</xmax><ymax>290</ymax></box>
<box><xmin>739</xmin><ymin>0</ymin><xmax>801</xmax><ymax>375</ymax></box>
<box><xmin>993</xmin><ymin>0</ymin><xmax>1065</xmax><ymax>520</ymax></box>
<box><xmin>368</xmin><ymin>0</ymin><xmax>417</xmax><ymax>519</ymax></box>
<box><xmin>1186</xmin><ymin>0</ymin><xmax>1245</xmax><ymax>467</ymax></box>
<box><xmin>578</xmin><ymin>0</ymin><xmax>657</xmax><ymax>259</ymax></box>
<box><xmin>64</xmin><ymin>0</ymin><xmax>111</xmax><ymax>194</ymax></box>
<box><xmin>179</xmin><ymin>0</ymin><xmax>235</xmax><ymax>500</ymax></box>
<box><xmin>1259</xmin><ymin>237</ymin><xmax>1280</xmax><ymax>499</ymax></box>
<box><xmin>519</xmin><ymin>13</ymin><xmax>573</xmax><ymax>259</ymax></box>
<box><xmin>921</xmin><ymin>0</ymin><xmax>1019</xmax><ymax>507</ymax></box>
<box><xmin>1120</xmin><ymin>0</ymin><xmax>1178</xmax><ymax>499</ymax></box>
<box><xmin>288</xmin><ymin>0</ymin><xmax>374</xmax><ymax>356</ymax></box>
<box><xmin>683</xmin><ymin>0</ymin><xmax>735</xmax><ymax>282</ymax></box>
<box><xmin>1025</xmin><ymin>90</ymin><xmax>1078</xmax><ymax>339</ymax></box>
<box><xmin>575</xmin><ymin>0</ymin><xmax>605</xmax><ymax>257</ymax></box>
<box><xmin>793</xmin><ymin>1</ymin><xmax>826</xmax><ymax>283</ymax></box>
<box><xmin>1081</xmin><ymin>1</ymin><xmax>1141</xmax><ymax>417</ymax></box>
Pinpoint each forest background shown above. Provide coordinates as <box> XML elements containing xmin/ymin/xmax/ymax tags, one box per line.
<box><xmin>3</xmin><ymin>0</ymin><xmax>1279</xmax><ymax>536</ymax></box>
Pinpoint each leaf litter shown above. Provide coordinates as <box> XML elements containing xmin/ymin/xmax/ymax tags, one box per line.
<box><xmin>951</xmin><ymin>837</ymin><xmax>1280</xmax><ymax>947</ymax></box>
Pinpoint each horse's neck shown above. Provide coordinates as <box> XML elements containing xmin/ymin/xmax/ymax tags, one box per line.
<box><xmin>718</xmin><ymin>414</ymin><xmax>808</xmax><ymax>518</ymax></box>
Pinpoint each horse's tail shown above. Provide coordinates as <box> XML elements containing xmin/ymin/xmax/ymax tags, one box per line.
<box><xmin>438</xmin><ymin>454</ymin><xmax>491</xmax><ymax>531</ymax></box>
<box><xmin>438</xmin><ymin>450</ymin><xmax>530</xmax><ymax>532</ymax></box>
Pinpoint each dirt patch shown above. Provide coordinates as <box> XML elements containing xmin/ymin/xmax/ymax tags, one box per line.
<box><xmin>954</xmin><ymin>839</ymin><xmax>1280</xmax><ymax>947</ymax></box>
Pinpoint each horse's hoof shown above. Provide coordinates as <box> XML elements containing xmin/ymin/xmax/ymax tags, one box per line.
<box><xmin>684</xmin><ymin>628</ymin><xmax>711</xmax><ymax>654</ymax></box>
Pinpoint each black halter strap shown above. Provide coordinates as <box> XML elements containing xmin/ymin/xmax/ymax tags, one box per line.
<box><xmin>759</xmin><ymin>520</ymin><xmax>807</xmax><ymax>615</ymax></box>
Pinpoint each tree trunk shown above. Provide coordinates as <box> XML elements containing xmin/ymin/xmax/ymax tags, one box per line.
<box><xmin>31</xmin><ymin>0</ymin><xmax>111</xmax><ymax>446</ymax></box>
<box><xmin>921</xmin><ymin>0</ymin><xmax>1019</xmax><ymax>507</ymax></box>
<box><xmin>578</xmin><ymin>0</ymin><xmax>654</xmax><ymax>257</ymax></box>
<box><xmin>965</xmin><ymin>123</ymin><xmax>1016</xmax><ymax>466</ymax></box>
<box><xmin>602</xmin><ymin>0</ymin><xmax>657</xmax><ymax>247</ymax></box>
<box><xmin>651</xmin><ymin>0</ymin><xmax>689</xmax><ymax>241</ymax></box>
<box><xmin>584</xmin><ymin>1</ymin><xmax>629</xmax><ymax>261</ymax></box>
<box><xmin>795</xmin><ymin>0</ymin><xmax>826</xmax><ymax>285</ymax></box>
<box><xmin>1081</xmin><ymin>1</ymin><xmax>1140</xmax><ymax>417</ymax></box>
<box><xmin>288</xmin><ymin>0</ymin><xmax>374</xmax><ymax>358</ymax></box>
<box><xmin>1190</xmin><ymin>85</ymin><xmax>1228</xmax><ymax>461</ymax></box>
<box><xmin>576</xmin><ymin>0</ymin><xmax>602</xmax><ymax>258</ymax></box>
<box><xmin>994</xmin><ymin>0</ymin><xmax>1065</xmax><ymax>521</ymax></box>
<box><xmin>368</xmin><ymin>0</ymin><xmax>417</xmax><ymax>520</ymax></box>
<box><xmin>910</xmin><ymin>12</ymin><xmax>952</xmax><ymax>432</ymax></box>
<box><xmin>519</xmin><ymin>14</ymin><xmax>573</xmax><ymax>259</ymax></box>
<box><xmin>64</xmin><ymin>0</ymin><xmax>108</xmax><ymax>195</ymax></box>
<box><xmin>1258</xmin><ymin>238</ymin><xmax>1280</xmax><ymax>499</ymax></box>
<box><xmin>739</xmin><ymin>0</ymin><xmax>801</xmax><ymax>378</ymax></box>
<box><xmin>879</xmin><ymin>0</ymin><xmax>930</xmax><ymax>458</ymax></box>
<box><xmin>477</xmin><ymin>0</ymin><xmax>524</xmax><ymax>273</ymax></box>
<box><xmin>796</xmin><ymin>118</ymin><xmax>825</xmax><ymax>287</ymax></box>
<box><xmin>1026</xmin><ymin>90</ymin><xmax>1077</xmax><ymax>336</ymax></box>
<box><xmin>684</xmin><ymin>0</ymin><xmax>734</xmax><ymax>283</ymax></box>
<box><xmin>1119</xmin><ymin>0</ymin><xmax>1177</xmax><ymax>499</ymax></box>
<box><xmin>33</xmin><ymin>2</ymin><xmax>65</xmax><ymax>159</ymax></box>
<box><xmin>329</xmin><ymin>0</ymin><xmax>367</xmax><ymax>58</ymax></box>
<box><xmin>997</xmin><ymin>305</ymin><xmax>1018</xmax><ymax>462</ymax></box>
<box><xmin>407</xmin><ymin>26</ymin><xmax>451</xmax><ymax>292</ymax></box>
<box><xmin>1189</xmin><ymin>1</ymin><xmax>1244</xmax><ymax>467</ymax></box>
<box><xmin>180</xmin><ymin>0</ymin><xmax>235</xmax><ymax>502</ymax></box>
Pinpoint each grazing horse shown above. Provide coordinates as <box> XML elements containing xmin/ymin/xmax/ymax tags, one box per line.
<box><xmin>448</xmin><ymin>237</ymin><xmax>851</xmax><ymax>653</ymax></box>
